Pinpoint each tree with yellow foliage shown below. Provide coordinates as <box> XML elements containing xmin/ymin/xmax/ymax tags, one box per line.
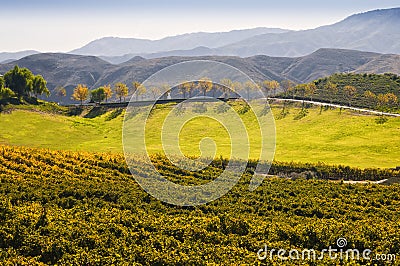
<box><xmin>103</xmin><ymin>85</ymin><xmax>113</xmax><ymax>102</ymax></box>
<box><xmin>114</xmin><ymin>82</ymin><xmax>129</xmax><ymax>102</ymax></box>
<box><xmin>71</xmin><ymin>84</ymin><xmax>88</xmax><ymax>105</ymax></box>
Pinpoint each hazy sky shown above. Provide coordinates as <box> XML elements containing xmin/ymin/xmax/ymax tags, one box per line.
<box><xmin>0</xmin><ymin>0</ymin><xmax>399</xmax><ymax>52</ymax></box>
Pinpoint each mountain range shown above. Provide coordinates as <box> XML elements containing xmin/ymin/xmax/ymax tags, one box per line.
<box><xmin>1</xmin><ymin>8</ymin><xmax>399</xmax><ymax>64</ymax></box>
<box><xmin>1</xmin><ymin>48</ymin><xmax>399</xmax><ymax>104</ymax></box>
<box><xmin>70</xmin><ymin>8</ymin><xmax>400</xmax><ymax>62</ymax></box>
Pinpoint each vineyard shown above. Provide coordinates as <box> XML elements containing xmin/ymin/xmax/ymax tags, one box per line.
<box><xmin>1</xmin><ymin>145</ymin><xmax>400</xmax><ymax>265</ymax></box>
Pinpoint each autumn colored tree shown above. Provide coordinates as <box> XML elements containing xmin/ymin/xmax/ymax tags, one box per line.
<box><xmin>363</xmin><ymin>90</ymin><xmax>377</xmax><ymax>109</ymax></box>
<box><xmin>385</xmin><ymin>93</ymin><xmax>398</xmax><ymax>110</ymax></box>
<box><xmin>220</xmin><ymin>78</ymin><xmax>233</xmax><ymax>98</ymax></box>
<box><xmin>55</xmin><ymin>86</ymin><xmax>66</xmax><ymax>98</ymax></box>
<box><xmin>103</xmin><ymin>85</ymin><xmax>113</xmax><ymax>102</ymax></box>
<box><xmin>243</xmin><ymin>80</ymin><xmax>256</xmax><ymax>100</ymax></box>
<box><xmin>150</xmin><ymin>86</ymin><xmax>160</xmax><ymax>100</ymax></box>
<box><xmin>280</xmin><ymin>80</ymin><xmax>295</xmax><ymax>113</ymax></box>
<box><xmin>343</xmin><ymin>85</ymin><xmax>357</xmax><ymax>107</ymax></box>
<box><xmin>114</xmin><ymin>82</ymin><xmax>129</xmax><ymax>102</ymax></box>
<box><xmin>305</xmin><ymin>83</ymin><xmax>317</xmax><ymax>101</ymax></box>
<box><xmin>132</xmin><ymin>81</ymin><xmax>140</xmax><ymax>95</ymax></box>
<box><xmin>295</xmin><ymin>84</ymin><xmax>307</xmax><ymax>110</ymax></box>
<box><xmin>72</xmin><ymin>84</ymin><xmax>89</xmax><ymax>105</ymax></box>
<box><xmin>184</xmin><ymin>81</ymin><xmax>195</xmax><ymax>98</ymax></box>
<box><xmin>261</xmin><ymin>80</ymin><xmax>279</xmax><ymax>98</ymax></box>
<box><xmin>198</xmin><ymin>77</ymin><xmax>213</xmax><ymax>96</ymax></box>
<box><xmin>325</xmin><ymin>81</ymin><xmax>338</xmax><ymax>104</ymax></box>
<box><xmin>280</xmin><ymin>80</ymin><xmax>295</xmax><ymax>97</ymax></box>
<box><xmin>177</xmin><ymin>83</ymin><xmax>186</xmax><ymax>99</ymax></box>
<box><xmin>232</xmin><ymin>81</ymin><xmax>243</xmax><ymax>98</ymax></box>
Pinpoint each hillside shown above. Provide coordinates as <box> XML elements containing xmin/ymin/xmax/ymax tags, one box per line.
<box><xmin>307</xmin><ymin>73</ymin><xmax>400</xmax><ymax>109</ymax></box>
<box><xmin>1</xmin><ymin>49</ymin><xmax>399</xmax><ymax>104</ymax></box>
<box><xmin>1</xmin><ymin>104</ymin><xmax>399</xmax><ymax>168</ymax></box>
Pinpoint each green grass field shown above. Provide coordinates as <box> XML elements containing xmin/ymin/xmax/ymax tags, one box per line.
<box><xmin>1</xmin><ymin>103</ymin><xmax>399</xmax><ymax>168</ymax></box>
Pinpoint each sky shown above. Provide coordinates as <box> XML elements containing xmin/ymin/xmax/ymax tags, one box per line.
<box><xmin>0</xmin><ymin>0</ymin><xmax>399</xmax><ymax>52</ymax></box>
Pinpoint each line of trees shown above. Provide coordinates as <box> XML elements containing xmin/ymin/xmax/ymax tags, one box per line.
<box><xmin>0</xmin><ymin>66</ymin><xmax>50</xmax><ymax>101</ymax></box>
<box><xmin>71</xmin><ymin>82</ymin><xmax>137</xmax><ymax>105</ymax></box>
<box><xmin>1</xmin><ymin>66</ymin><xmax>394</xmax><ymax>112</ymax></box>
<box><xmin>69</xmin><ymin>78</ymin><xmax>399</xmax><ymax>113</ymax></box>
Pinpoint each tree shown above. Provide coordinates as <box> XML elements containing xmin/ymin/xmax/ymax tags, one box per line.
<box><xmin>32</xmin><ymin>75</ymin><xmax>50</xmax><ymax>98</ymax></box>
<box><xmin>90</xmin><ymin>87</ymin><xmax>106</xmax><ymax>103</ymax></box>
<box><xmin>103</xmin><ymin>85</ymin><xmax>113</xmax><ymax>102</ymax></box>
<box><xmin>377</xmin><ymin>94</ymin><xmax>389</xmax><ymax>114</ymax></box>
<box><xmin>363</xmin><ymin>90</ymin><xmax>377</xmax><ymax>108</ymax></box>
<box><xmin>177</xmin><ymin>82</ymin><xmax>188</xmax><ymax>99</ymax></box>
<box><xmin>132</xmin><ymin>81</ymin><xmax>141</xmax><ymax>98</ymax></box>
<box><xmin>343</xmin><ymin>85</ymin><xmax>357</xmax><ymax>107</ymax></box>
<box><xmin>198</xmin><ymin>77</ymin><xmax>213</xmax><ymax>96</ymax></box>
<box><xmin>243</xmin><ymin>80</ymin><xmax>256</xmax><ymax>100</ymax></box>
<box><xmin>131</xmin><ymin>81</ymin><xmax>146</xmax><ymax>101</ymax></box>
<box><xmin>55</xmin><ymin>86</ymin><xmax>66</xmax><ymax>98</ymax></box>
<box><xmin>4</xmin><ymin>65</ymin><xmax>34</xmax><ymax>99</ymax></box>
<box><xmin>0</xmin><ymin>87</ymin><xmax>15</xmax><ymax>99</ymax></box>
<box><xmin>280</xmin><ymin>80</ymin><xmax>296</xmax><ymax>113</ymax></box>
<box><xmin>261</xmin><ymin>80</ymin><xmax>279</xmax><ymax>98</ymax></box>
<box><xmin>305</xmin><ymin>83</ymin><xmax>317</xmax><ymax>101</ymax></box>
<box><xmin>220</xmin><ymin>78</ymin><xmax>233</xmax><ymax>98</ymax></box>
<box><xmin>132</xmin><ymin>81</ymin><xmax>141</xmax><ymax>90</ymax></box>
<box><xmin>0</xmin><ymin>75</ymin><xmax>4</xmax><ymax>90</ymax></box>
<box><xmin>385</xmin><ymin>93</ymin><xmax>398</xmax><ymax>110</ymax></box>
<box><xmin>280</xmin><ymin>80</ymin><xmax>295</xmax><ymax>97</ymax></box>
<box><xmin>325</xmin><ymin>81</ymin><xmax>338</xmax><ymax>104</ymax></box>
<box><xmin>184</xmin><ymin>81</ymin><xmax>195</xmax><ymax>98</ymax></box>
<box><xmin>295</xmin><ymin>84</ymin><xmax>307</xmax><ymax>110</ymax></box>
<box><xmin>72</xmin><ymin>84</ymin><xmax>89</xmax><ymax>105</ymax></box>
<box><xmin>232</xmin><ymin>81</ymin><xmax>243</xmax><ymax>98</ymax></box>
<box><xmin>114</xmin><ymin>82</ymin><xmax>129</xmax><ymax>102</ymax></box>
<box><xmin>150</xmin><ymin>86</ymin><xmax>160</xmax><ymax>100</ymax></box>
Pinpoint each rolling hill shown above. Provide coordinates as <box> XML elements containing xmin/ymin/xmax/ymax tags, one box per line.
<box><xmin>1</xmin><ymin>48</ymin><xmax>399</xmax><ymax>104</ymax></box>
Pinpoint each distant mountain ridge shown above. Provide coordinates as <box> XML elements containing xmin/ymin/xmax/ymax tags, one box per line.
<box><xmin>0</xmin><ymin>50</ymin><xmax>39</xmax><ymax>64</ymax></box>
<box><xmin>1</xmin><ymin>48</ymin><xmax>399</xmax><ymax>104</ymax></box>
<box><xmin>71</xmin><ymin>28</ymin><xmax>290</xmax><ymax>57</ymax></box>
<box><xmin>68</xmin><ymin>7</ymin><xmax>400</xmax><ymax>61</ymax></box>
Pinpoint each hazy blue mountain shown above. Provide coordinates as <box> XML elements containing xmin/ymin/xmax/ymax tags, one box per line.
<box><xmin>218</xmin><ymin>8</ymin><xmax>400</xmax><ymax>57</ymax></box>
<box><xmin>74</xmin><ymin>8</ymin><xmax>400</xmax><ymax>60</ymax></box>
<box><xmin>0</xmin><ymin>50</ymin><xmax>39</xmax><ymax>64</ymax></box>
<box><xmin>70</xmin><ymin>28</ymin><xmax>290</xmax><ymax>56</ymax></box>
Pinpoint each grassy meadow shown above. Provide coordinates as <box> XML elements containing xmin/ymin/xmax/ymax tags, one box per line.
<box><xmin>0</xmin><ymin>102</ymin><xmax>399</xmax><ymax>168</ymax></box>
